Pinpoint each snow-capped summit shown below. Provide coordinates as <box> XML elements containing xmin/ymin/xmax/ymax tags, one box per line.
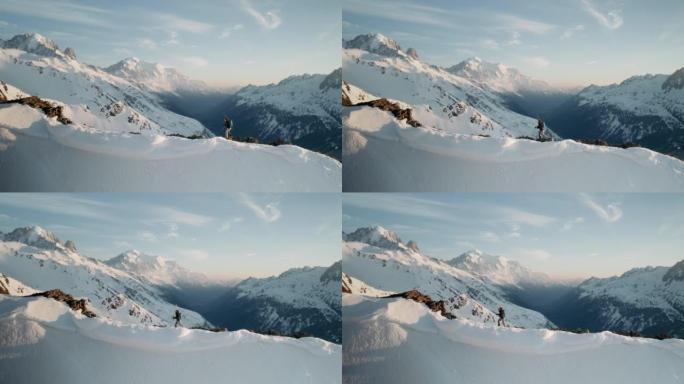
<box><xmin>448</xmin><ymin>249</ymin><xmax>553</xmax><ymax>287</ymax></box>
<box><xmin>2</xmin><ymin>33</ymin><xmax>60</xmax><ymax>57</ymax></box>
<box><xmin>343</xmin><ymin>226</ymin><xmax>405</xmax><ymax>249</ymax></box>
<box><xmin>2</xmin><ymin>225</ymin><xmax>63</xmax><ymax>250</ymax></box>
<box><xmin>104</xmin><ymin>57</ymin><xmax>207</xmax><ymax>93</ymax></box>
<box><xmin>663</xmin><ymin>259</ymin><xmax>684</xmax><ymax>282</ymax></box>
<box><xmin>447</xmin><ymin>57</ymin><xmax>557</xmax><ymax>94</ymax></box>
<box><xmin>343</xmin><ymin>33</ymin><xmax>404</xmax><ymax>57</ymax></box>
<box><xmin>105</xmin><ymin>249</ymin><xmax>210</xmax><ymax>287</ymax></box>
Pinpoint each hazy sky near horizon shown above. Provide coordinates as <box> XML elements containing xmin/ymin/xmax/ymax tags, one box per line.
<box><xmin>0</xmin><ymin>0</ymin><xmax>341</xmax><ymax>87</ymax></box>
<box><xmin>343</xmin><ymin>0</ymin><xmax>684</xmax><ymax>87</ymax></box>
<box><xmin>0</xmin><ymin>193</ymin><xmax>340</xmax><ymax>280</ymax></box>
<box><xmin>343</xmin><ymin>194</ymin><xmax>684</xmax><ymax>280</ymax></box>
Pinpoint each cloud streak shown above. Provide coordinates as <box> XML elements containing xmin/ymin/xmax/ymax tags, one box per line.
<box><xmin>240</xmin><ymin>0</ymin><xmax>282</xmax><ymax>30</ymax></box>
<box><xmin>580</xmin><ymin>194</ymin><xmax>623</xmax><ymax>222</ymax></box>
<box><xmin>240</xmin><ymin>194</ymin><xmax>282</xmax><ymax>223</ymax></box>
<box><xmin>581</xmin><ymin>0</ymin><xmax>623</xmax><ymax>30</ymax></box>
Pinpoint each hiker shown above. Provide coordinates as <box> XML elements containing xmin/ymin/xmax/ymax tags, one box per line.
<box><xmin>223</xmin><ymin>116</ymin><xmax>233</xmax><ymax>139</ymax></box>
<box><xmin>536</xmin><ymin>118</ymin><xmax>546</xmax><ymax>141</ymax></box>
<box><xmin>497</xmin><ymin>306</ymin><xmax>506</xmax><ymax>327</ymax></box>
<box><xmin>173</xmin><ymin>309</ymin><xmax>182</xmax><ymax>328</ymax></box>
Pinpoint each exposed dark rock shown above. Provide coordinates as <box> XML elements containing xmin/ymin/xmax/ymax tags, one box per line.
<box><xmin>64</xmin><ymin>47</ymin><xmax>77</xmax><ymax>60</ymax></box>
<box><xmin>384</xmin><ymin>290</ymin><xmax>456</xmax><ymax>319</ymax></box>
<box><xmin>1</xmin><ymin>96</ymin><xmax>72</xmax><ymax>125</ymax></box>
<box><xmin>64</xmin><ymin>240</ymin><xmax>77</xmax><ymax>252</ymax></box>
<box><xmin>663</xmin><ymin>260</ymin><xmax>684</xmax><ymax>283</ymax></box>
<box><xmin>30</xmin><ymin>289</ymin><xmax>97</xmax><ymax>318</ymax></box>
<box><xmin>662</xmin><ymin>67</ymin><xmax>684</xmax><ymax>91</ymax></box>
<box><xmin>406</xmin><ymin>48</ymin><xmax>419</xmax><ymax>60</ymax></box>
<box><xmin>354</xmin><ymin>98</ymin><xmax>422</xmax><ymax>127</ymax></box>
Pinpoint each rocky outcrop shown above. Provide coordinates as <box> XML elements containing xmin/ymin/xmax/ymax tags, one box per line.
<box><xmin>384</xmin><ymin>290</ymin><xmax>456</xmax><ymax>319</ymax></box>
<box><xmin>30</xmin><ymin>289</ymin><xmax>97</xmax><ymax>318</ymax></box>
<box><xmin>1</xmin><ymin>96</ymin><xmax>72</xmax><ymax>125</ymax></box>
<box><xmin>662</xmin><ymin>67</ymin><xmax>684</xmax><ymax>91</ymax></box>
<box><xmin>354</xmin><ymin>98</ymin><xmax>422</xmax><ymax>127</ymax></box>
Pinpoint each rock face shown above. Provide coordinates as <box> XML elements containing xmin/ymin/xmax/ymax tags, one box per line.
<box><xmin>354</xmin><ymin>98</ymin><xmax>422</xmax><ymax>127</ymax></box>
<box><xmin>30</xmin><ymin>289</ymin><xmax>97</xmax><ymax>318</ymax></box>
<box><xmin>406</xmin><ymin>48</ymin><xmax>419</xmax><ymax>60</ymax></box>
<box><xmin>662</xmin><ymin>67</ymin><xmax>684</xmax><ymax>91</ymax></box>
<box><xmin>385</xmin><ymin>290</ymin><xmax>456</xmax><ymax>319</ymax></box>
<box><xmin>1</xmin><ymin>96</ymin><xmax>72</xmax><ymax>125</ymax></box>
<box><xmin>64</xmin><ymin>47</ymin><xmax>76</xmax><ymax>60</ymax></box>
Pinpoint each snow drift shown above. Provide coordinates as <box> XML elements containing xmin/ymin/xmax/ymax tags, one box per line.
<box><xmin>343</xmin><ymin>106</ymin><xmax>684</xmax><ymax>192</ymax></box>
<box><xmin>0</xmin><ymin>295</ymin><xmax>341</xmax><ymax>383</ymax></box>
<box><xmin>343</xmin><ymin>294</ymin><xmax>684</xmax><ymax>384</ymax></box>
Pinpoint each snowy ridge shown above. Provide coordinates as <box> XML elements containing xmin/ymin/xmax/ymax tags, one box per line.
<box><xmin>343</xmin><ymin>226</ymin><xmax>553</xmax><ymax>328</ymax></box>
<box><xmin>0</xmin><ymin>226</ymin><xmax>208</xmax><ymax>327</ymax></box>
<box><xmin>0</xmin><ymin>295</ymin><xmax>341</xmax><ymax>383</ymax></box>
<box><xmin>343</xmin><ymin>33</ymin><xmax>557</xmax><ymax>139</ymax></box>
<box><xmin>343</xmin><ymin>294</ymin><xmax>684</xmax><ymax>384</ymax></box>
<box><xmin>0</xmin><ymin>272</ymin><xmax>38</xmax><ymax>296</ymax></box>
<box><xmin>343</xmin><ymin>105</ymin><xmax>684</xmax><ymax>191</ymax></box>
<box><xmin>342</xmin><ymin>272</ymin><xmax>394</xmax><ymax>297</ymax></box>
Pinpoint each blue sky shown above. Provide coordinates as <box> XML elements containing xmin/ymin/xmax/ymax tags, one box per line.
<box><xmin>343</xmin><ymin>0</ymin><xmax>684</xmax><ymax>87</ymax></box>
<box><xmin>0</xmin><ymin>0</ymin><xmax>341</xmax><ymax>87</ymax></box>
<box><xmin>0</xmin><ymin>193</ymin><xmax>340</xmax><ymax>279</ymax></box>
<box><xmin>343</xmin><ymin>194</ymin><xmax>684</xmax><ymax>280</ymax></box>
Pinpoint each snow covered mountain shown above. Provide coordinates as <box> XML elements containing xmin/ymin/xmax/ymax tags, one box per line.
<box><xmin>448</xmin><ymin>249</ymin><xmax>555</xmax><ymax>287</ymax></box>
<box><xmin>343</xmin><ymin>294</ymin><xmax>684</xmax><ymax>384</ymax></box>
<box><xmin>204</xmin><ymin>261</ymin><xmax>341</xmax><ymax>343</ymax></box>
<box><xmin>343</xmin><ymin>33</ymin><xmax>556</xmax><ymax>138</ymax></box>
<box><xmin>447</xmin><ymin>57</ymin><xmax>575</xmax><ymax>117</ymax></box>
<box><xmin>0</xmin><ymin>294</ymin><xmax>341</xmax><ymax>383</ymax></box>
<box><xmin>201</xmin><ymin>69</ymin><xmax>342</xmax><ymax>159</ymax></box>
<box><xmin>104</xmin><ymin>57</ymin><xmax>211</xmax><ymax>93</ymax></box>
<box><xmin>549</xmin><ymin>69</ymin><xmax>684</xmax><ymax>158</ymax></box>
<box><xmin>0</xmin><ymin>226</ymin><xmax>208</xmax><ymax>327</ymax></box>
<box><xmin>547</xmin><ymin>260</ymin><xmax>684</xmax><ymax>338</ymax></box>
<box><xmin>0</xmin><ymin>33</ymin><xmax>209</xmax><ymax>136</ymax></box>
<box><xmin>0</xmin><ymin>32</ymin><xmax>341</xmax><ymax>191</ymax></box>
<box><xmin>104</xmin><ymin>249</ymin><xmax>213</xmax><ymax>287</ymax></box>
<box><xmin>343</xmin><ymin>226</ymin><xmax>553</xmax><ymax>328</ymax></box>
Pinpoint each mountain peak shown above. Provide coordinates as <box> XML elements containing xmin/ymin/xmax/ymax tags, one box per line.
<box><xmin>1</xmin><ymin>33</ymin><xmax>62</xmax><ymax>57</ymax></box>
<box><xmin>104</xmin><ymin>57</ymin><xmax>206</xmax><ymax>92</ymax></box>
<box><xmin>2</xmin><ymin>225</ymin><xmax>62</xmax><ymax>249</ymax></box>
<box><xmin>343</xmin><ymin>33</ymin><xmax>403</xmax><ymax>57</ymax></box>
<box><xmin>343</xmin><ymin>226</ymin><xmax>404</xmax><ymax>249</ymax></box>
<box><xmin>663</xmin><ymin>259</ymin><xmax>684</xmax><ymax>282</ymax></box>
<box><xmin>662</xmin><ymin>67</ymin><xmax>684</xmax><ymax>91</ymax></box>
<box><xmin>106</xmin><ymin>250</ymin><xmax>171</xmax><ymax>271</ymax></box>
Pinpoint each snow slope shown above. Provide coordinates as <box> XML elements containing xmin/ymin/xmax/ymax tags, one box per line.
<box><xmin>0</xmin><ymin>102</ymin><xmax>341</xmax><ymax>191</ymax></box>
<box><xmin>205</xmin><ymin>262</ymin><xmax>342</xmax><ymax>343</ymax></box>
<box><xmin>343</xmin><ymin>33</ymin><xmax>556</xmax><ymax>138</ymax></box>
<box><xmin>0</xmin><ymin>295</ymin><xmax>341</xmax><ymax>383</ymax></box>
<box><xmin>343</xmin><ymin>294</ymin><xmax>684</xmax><ymax>384</ymax></box>
<box><xmin>343</xmin><ymin>106</ymin><xmax>684</xmax><ymax>191</ymax></box>
<box><xmin>0</xmin><ymin>226</ymin><xmax>207</xmax><ymax>327</ymax></box>
<box><xmin>549</xmin><ymin>260</ymin><xmax>684</xmax><ymax>338</ymax></box>
<box><xmin>343</xmin><ymin>226</ymin><xmax>553</xmax><ymax>328</ymax></box>
<box><xmin>0</xmin><ymin>273</ymin><xmax>37</xmax><ymax>296</ymax></box>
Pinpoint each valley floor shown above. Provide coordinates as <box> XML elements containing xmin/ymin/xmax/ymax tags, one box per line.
<box><xmin>343</xmin><ymin>295</ymin><xmax>684</xmax><ymax>384</ymax></box>
<box><xmin>343</xmin><ymin>107</ymin><xmax>684</xmax><ymax>192</ymax></box>
<box><xmin>0</xmin><ymin>295</ymin><xmax>341</xmax><ymax>383</ymax></box>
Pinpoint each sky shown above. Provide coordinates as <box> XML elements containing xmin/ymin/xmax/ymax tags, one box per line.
<box><xmin>0</xmin><ymin>193</ymin><xmax>341</xmax><ymax>280</ymax></box>
<box><xmin>343</xmin><ymin>193</ymin><xmax>684</xmax><ymax>280</ymax></box>
<box><xmin>0</xmin><ymin>0</ymin><xmax>341</xmax><ymax>87</ymax></box>
<box><xmin>343</xmin><ymin>0</ymin><xmax>684</xmax><ymax>88</ymax></box>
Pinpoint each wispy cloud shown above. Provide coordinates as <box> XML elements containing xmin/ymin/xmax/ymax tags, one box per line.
<box><xmin>0</xmin><ymin>0</ymin><xmax>115</xmax><ymax>28</ymax></box>
<box><xmin>561</xmin><ymin>217</ymin><xmax>585</xmax><ymax>231</ymax></box>
<box><xmin>0</xmin><ymin>195</ymin><xmax>113</xmax><ymax>222</ymax></box>
<box><xmin>524</xmin><ymin>56</ymin><xmax>551</xmax><ymax>68</ymax></box>
<box><xmin>157</xmin><ymin>13</ymin><xmax>214</xmax><ymax>34</ymax></box>
<box><xmin>181</xmin><ymin>56</ymin><xmax>209</xmax><ymax>68</ymax></box>
<box><xmin>148</xmin><ymin>206</ymin><xmax>213</xmax><ymax>227</ymax></box>
<box><xmin>519</xmin><ymin>249</ymin><xmax>552</xmax><ymax>261</ymax></box>
<box><xmin>240</xmin><ymin>194</ymin><xmax>282</xmax><ymax>223</ymax></box>
<box><xmin>138</xmin><ymin>38</ymin><xmax>158</xmax><ymax>50</ymax></box>
<box><xmin>240</xmin><ymin>0</ymin><xmax>282</xmax><ymax>30</ymax></box>
<box><xmin>560</xmin><ymin>24</ymin><xmax>585</xmax><ymax>39</ymax></box>
<box><xmin>581</xmin><ymin>0</ymin><xmax>623</xmax><ymax>30</ymax></box>
<box><xmin>580</xmin><ymin>194</ymin><xmax>623</xmax><ymax>222</ymax></box>
<box><xmin>137</xmin><ymin>231</ymin><xmax>158</xmax><ymax>242</ymax></box>
<box><xmin>179</xmin><ymin>249</ymin><xmax>209</xmax><ymax>261</ymax></box>
<box><xmin>495</xmin><ymin>14</ymin><xmax>555</xmax><ymax>34</ymax></box>
<box><xmin>219</xmin><ymin>24</ymin><xmax>244</xmax><ymax>39</ymax></box>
